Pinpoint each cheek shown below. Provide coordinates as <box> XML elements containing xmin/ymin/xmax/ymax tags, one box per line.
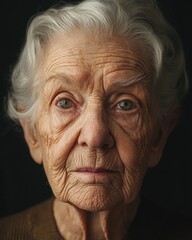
<box><xmin>36</xmin><ymin>114</ymin><xmax>81</xmax><ymax>199</ymax></box>
<box><xmin>114</xmin><ymin>110</ymin><xmax>152</xmax><ymax>168</ymax></box>
<box><xmin>37</xmin><ymin>105</ymin><xmax>80</xmax><ymax>164</ymax></box>
<box><xmin>116</xmin><ymin>135</ymin><xmax>149</xmax><ymax>169</ymax></box>
<box><xmin>115</xmin><ymin>135</ymin><xmax>149</xmax><ymax>204</ymax></box>
<box><xmin>113</xmin><ymin>116</ymin><xmax>152</xmax><ymax>203</ymax></box>
<box><xmin>122</xmin><ymin>165</ymin><xmax>147</xmax><ymax>204</ymax></box>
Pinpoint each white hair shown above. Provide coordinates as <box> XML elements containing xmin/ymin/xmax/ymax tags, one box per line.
<box><xmin>7</xmin><ymin>0</ymin><xmax>189</xmax><ymax>126</ymax></box>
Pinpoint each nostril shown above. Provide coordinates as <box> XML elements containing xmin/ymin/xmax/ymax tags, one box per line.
<box><xmin>79</xmin><ymin>134</ymin><xmax>114</xmax><ymax>149</ymax></box>
<box><xmin>81</xmin><ymin>142</ymin><xmax>88</xmax><ymax>147</ymax></box>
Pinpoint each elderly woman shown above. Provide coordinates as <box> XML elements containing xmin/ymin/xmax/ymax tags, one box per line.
<box><xmin>0</xmin><ymin>0</ymin><xmax>191</xmax><ymax>239</ymax></box>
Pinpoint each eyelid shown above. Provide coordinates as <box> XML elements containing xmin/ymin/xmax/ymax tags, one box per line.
<box><xmin>54</xmin><ymin>91</ymin><xmax>77</xmax><ymax>102</ymax></box>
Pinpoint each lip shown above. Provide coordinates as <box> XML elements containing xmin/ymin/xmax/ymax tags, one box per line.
<box><xmin>73</xmin><ymin>168</ymin><xmax>118</xmax><ymax>183</ymax></box>
<box><xmin>76</xmin><ymin>168</ymin><xmax>115</xmax><ymax>173</ymax></box>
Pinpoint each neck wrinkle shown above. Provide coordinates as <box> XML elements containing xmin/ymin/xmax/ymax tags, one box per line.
<box><xmin>101</xmin><ymin>197</ymin><xmax>140</xmax><ymax>240</ymax></box>
<box><xmin>54</xmin><ymin>197</ymin><xmax>140</xmax><ymax>240</ymax></box>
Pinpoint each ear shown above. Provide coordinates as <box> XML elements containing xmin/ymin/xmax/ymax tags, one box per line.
<box><xmin>19</xmin><ymin>119</ymin><xmax>43</xmax><ymax>164</ymax></box>
<box><xmin>148</xmin><ymin>112</ymin><xmax>179</xmax><ymax>168</ymax></box>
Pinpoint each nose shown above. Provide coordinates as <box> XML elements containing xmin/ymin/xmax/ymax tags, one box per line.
<box><xmin>78</xmin><ymin>109</ymin><xmax>114</xmax><ymax>149</ymax></box>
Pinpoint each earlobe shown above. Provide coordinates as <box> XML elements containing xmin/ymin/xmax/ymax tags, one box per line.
<box><xmin>19</xmin><ymin>119</ymin><xmax>43</xmax><ymax>164</ymax></box>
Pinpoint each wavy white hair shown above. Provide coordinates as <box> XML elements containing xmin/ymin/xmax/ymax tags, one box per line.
<box><xmin>7</xmin><ymin>0</ymin><xmax>188</xmax><ymax>126</ymax></box>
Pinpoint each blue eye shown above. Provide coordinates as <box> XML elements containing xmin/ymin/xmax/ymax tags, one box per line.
<box><xmin>58</xmin><ymin>99</ymin><xmax>73</xmax><ymax>109</ymax></box>
<box><xmin>116</xmin><ymin>100</ymin><xmax>133</xmax><ymax>111</ymax></box>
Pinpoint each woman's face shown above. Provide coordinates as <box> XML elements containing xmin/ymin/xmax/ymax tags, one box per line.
<box><xmin>26</xmin><ymin>32</ymin><xmax>162</xmax><ymax>211</ymax></box>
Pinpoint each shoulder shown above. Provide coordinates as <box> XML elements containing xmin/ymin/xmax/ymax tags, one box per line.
<box><xmin>129</xmin><ymin>197</ymin><xmax>192</xmax><ymax>240</ymax></box>
<box><xmin>0</xmin><ymin>197</ymin><xmax>61</xmax><ymax>240</ymax></box>
<box><xmin>0</xmin><ymin>204</ymin><xmax>34</xmax><ymax>240</ymax></box>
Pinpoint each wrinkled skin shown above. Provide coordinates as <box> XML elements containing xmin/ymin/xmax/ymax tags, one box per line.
<box><xmin>21</xmin><ymin>32</ymin><xmax>171</xmax><ymax>239</ymax></box>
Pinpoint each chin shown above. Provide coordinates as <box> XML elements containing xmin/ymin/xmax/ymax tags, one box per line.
<box><xmin>66</xmin><ymin>185</ymin><xmax>123</xmax><ymax>212</ymax></box>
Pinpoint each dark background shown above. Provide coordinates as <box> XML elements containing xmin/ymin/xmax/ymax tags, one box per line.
<box><xmin>0</xmin><ymin>0</ymin><xmax>192</xmax><ymax>218</ymax></box>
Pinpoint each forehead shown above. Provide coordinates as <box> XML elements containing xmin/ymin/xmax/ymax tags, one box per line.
<box><xmin>42</xmin><ymin>32</ymin><xmax>153</xmax><ymax>86</ymax></box>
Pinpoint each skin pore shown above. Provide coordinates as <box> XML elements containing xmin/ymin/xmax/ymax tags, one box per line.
<box><xmin>21</xmin><ymin>31</ymin><xmax>170</xmax><ymax>239</ymax></box>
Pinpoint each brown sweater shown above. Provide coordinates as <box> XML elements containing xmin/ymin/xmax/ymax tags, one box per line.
<box><xmin>0</xmin><ymin>198</ymin><xmax>63</xmax><ymax>240</ymax></box>
<box><xmin>0</xmin><ymin>197</ymin><xmax>192</xmax><ymax>240</ymax></box>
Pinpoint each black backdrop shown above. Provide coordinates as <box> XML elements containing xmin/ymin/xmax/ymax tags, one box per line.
<box><xmin>0</xmin><ymin>0</ymin><xmax>192</xmax><ymax>218</ymax></box>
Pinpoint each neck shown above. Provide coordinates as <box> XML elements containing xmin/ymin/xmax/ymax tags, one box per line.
<box><xmin>53</xmin><ymin>198</ymin><xmax>140</xmax><ymax>240</ymax></box>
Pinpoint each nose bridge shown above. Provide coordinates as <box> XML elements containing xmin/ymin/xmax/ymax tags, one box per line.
<box><xmin>89</xmin><ymin>105</ymin><xmax>107</xmax><ymax>132</ymax></box>
<box><xmin>78</xmin><ymin>103</ymin><xmax>114</xmax><ymax>149</ymax></box>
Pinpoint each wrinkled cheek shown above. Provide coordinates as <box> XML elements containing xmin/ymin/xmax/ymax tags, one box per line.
<box><xmin>44</xmin><ymin>156</ymin><xmax>69</xmax><ymax>200</ymax></box>
<box><xmin>122</xmin><ymin>166</ymin><xmax>146</xmax><ymax>204</ymax></box>
<box><xmin>118</xmin><ymin>145</ymin><xmax>148</xmax><ymax>203</ymax></box>
<box><xmin>37</xmin><ymin>131</ymin><xmax>73</xmax><ymax>194</ymax></box>
<box><xmin>116</xmin><ymin>122</ymin><xmax>153</xmax><ymax>170</ymax></box>
<box><xmin>116</xmin><ymin>136</ymin><xmax>148</xmax><ymax>170</ymax></box>
<box><xmin>114</xmin><ymin>114</ymin><xmax>151</xmax><ymax>169</ymax></box>
<box><xmin>114</xmin><ymin>133</ymin><xmax>149</xmax><ymax>203</ymax></box>
<box><xmin>38</xmin><ymin>139</ymin><xmax>69</xmax><ymax>200</ymax></box>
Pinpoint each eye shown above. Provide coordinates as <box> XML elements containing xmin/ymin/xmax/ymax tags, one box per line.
<box><xmin>116</xmin><ymin>100</ymin><xmax>134</xmax><ymax>111</ymax></box>
<box><xmin>57</xmin><ymin>99</ymin><xmax>74</xmax><ymax>109</ymax></box>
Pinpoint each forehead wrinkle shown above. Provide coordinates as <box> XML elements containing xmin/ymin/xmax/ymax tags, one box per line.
<box><xmin>42</xmin><ymin>73</ymin><xmax>79</xmax><ymax>90</ymax></box>
<box><xmin>48</xmin><ymin>41</ymin><xmax>148</xmax><ymax>66</ymax></box>
<box><xmin>42</xmin><ymin>68</ymin><xmax>93</xmax><ymax>95</ymax></box>
<box><xmin>91</xmin><ymin>55</ymin><xmax>150</xmax><ymax>77</ymax></box>
<box><xmin>44</xmin><ymin>56</ymin><xmax>85</xmax><ymax>76</ymax></box>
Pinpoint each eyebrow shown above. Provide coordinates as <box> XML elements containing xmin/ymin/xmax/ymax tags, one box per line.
<box><xmin>44</xmin><ymin>72</ymin><xmax>150</xmax><ymax>89</ymax></box>
<box><xmin>44</xmin><ymin>73</ymin><xmax>77</xmax><ymax>86</ymax></box>
<box><xmin>111</xmin><ymin>73</ymin><xmax>150</xmax><ymax>88</ymax></box>
<box><xmin>45</xmin><ymin>73</ymin><xmax>71</xmax><ymax>83</ymax></box>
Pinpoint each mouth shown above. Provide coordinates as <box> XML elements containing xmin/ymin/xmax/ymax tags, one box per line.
<box><xmin>76</xmin><ymin>168</ymin><xmax>116</xmax><ymax>173</ymax></box>
<box><xmin>73</xmin><ymin>168</ymin><xmax>118</xmax><ymax>184</ymax></box>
